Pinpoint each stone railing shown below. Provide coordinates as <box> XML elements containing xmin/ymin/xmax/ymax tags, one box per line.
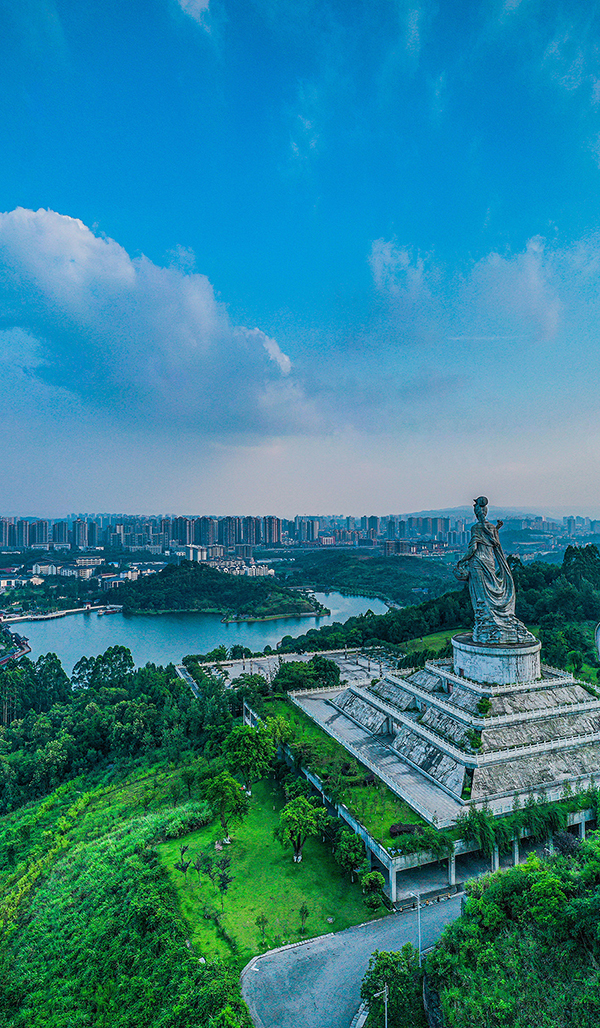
<box><xmin>385</xmin><ymin>670</ymin><xmax>600</xmax><ymax>728</ymax></box>
<box><xmin>485</xmin><ymin>696</ymin><xmax>600</xmax><ymax>727</ymax></box>
<box><xmin>425</xmin><ymin>661</ymin><xmax>488</xmax><ymax>694</ymax></box>
<box><xmin>427</xmin><ymin>659</ymin><xmax>578</xmax><ymax>695</ymax></box>
<box><xmin>383</xmin><ymin>672</ymin><xmax>477</xmax><ymax>726</ymax></box>
<box><xmin>480</xmin><ymin>729</ymin><xmax>600</xmax><ymax>764</ymax></box>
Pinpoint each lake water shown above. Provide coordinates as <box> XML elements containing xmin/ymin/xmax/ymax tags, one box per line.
<box><xmin>18</xmin><ymin>592</ymin><xmax>388</xmax><ymax>673</ymax></box>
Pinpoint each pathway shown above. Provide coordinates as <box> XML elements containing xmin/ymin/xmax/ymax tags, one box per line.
<box><xmin>242</xmin><ymin>896</ymin><xmax>462</xmax><ymax>1028</ymax></box>
<box><xmin>295</xmin><ymin>691</ymin><xmax>463</xmax><ymax>824</ymax></box>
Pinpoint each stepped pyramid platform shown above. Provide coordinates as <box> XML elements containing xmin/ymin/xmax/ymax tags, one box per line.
<box><xmin>292</xmin><ymin>636</ymin><xmax>600</xmax><ymax>825</ymax></box>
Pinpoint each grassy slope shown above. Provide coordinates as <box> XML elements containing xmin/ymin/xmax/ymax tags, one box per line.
<box><xmin>0</xmin><ymin>765</ymin><xmax>390</xmax><ymax>1026</ymax></box>
<box><xmin>159</xmin><ymin>779</ymin><xmax>386</xmax><ymax>963</ymax></box>
<box><xmin>0</xmin><ymin>766</ymin><xmax>252</xmax><ymax>1028</ymax></box>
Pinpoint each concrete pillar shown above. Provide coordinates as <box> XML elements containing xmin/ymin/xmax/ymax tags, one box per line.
<box><xmin>491</xmin><ymin>844</ymin><xmax>500</xmax><ymax>873</ymax></box>
<box><xmin>389</xmin><ymin>866</ymin><xmax>397</xmax><ymax>903</ymax></box>
<box><xmin>512</xmin><ymin>837</ymin><xmax>519</xmax><ymax>866</ymax></box>
<box><xmin>578</xmin><ymin>819</ymin><xmax>586</xmax><ymax>841</ymax></box>
<box><xmin>448</xmin><ymin>852</ymin><xmax>456</xmax><ymax>887</ymax></box>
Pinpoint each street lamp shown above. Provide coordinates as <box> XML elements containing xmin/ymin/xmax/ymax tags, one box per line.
<box><xmin>373</xmin><ymin>983</ymin><xmax>388</xmax><ymax>1028</ymax></box>
<box><xmin>409</xmin><ymin>890</ymin><xmax>422</xmax><ymax>967</ymax></box>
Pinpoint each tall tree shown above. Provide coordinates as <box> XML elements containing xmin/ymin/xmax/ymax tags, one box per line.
<box><xmin>335</xmin><ymin>830</ymin><xmax>366</xmax><ymax>882</ymax></box>
<box><xmin>275</xmin><ymin>796</ymin><xmax>319</xmax><ymax>862</ymax></box>
<box><xmin>224</xmin><ymin>724</ymin><xmax>275</xmax><ymax>795</ymax></box>
<box><xmin>361</xmin><ymin>946</ymin><xmax>426</xmax><ymax>1028</ymax></box>
<box><xmin>204</xmin><ymin>772</ymin><xmax>249</xmax><ymax>842</ymax></box>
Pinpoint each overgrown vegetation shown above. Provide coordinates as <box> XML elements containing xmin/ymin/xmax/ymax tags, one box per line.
<box><xmin>427</xmin><ymin>836</ymin><xmax>600</xmax><ymax>1027</ymax></box>
<box><xmin>456</xmin><ymin>789</ymin><xmax>600</xmax><ymax>856</ymax></box>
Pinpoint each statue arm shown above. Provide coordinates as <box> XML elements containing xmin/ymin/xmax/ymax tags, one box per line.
<box><xmin>458</xmin><ymin>530</ymin><xmax>478</xmax><ymax>564</ymax></box>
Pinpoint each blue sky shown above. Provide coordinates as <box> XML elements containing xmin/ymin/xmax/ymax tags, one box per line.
<box><xmin>2</xmin><ymin>0</ymin><xmax>600</xmax><ymax>516</ymax></box>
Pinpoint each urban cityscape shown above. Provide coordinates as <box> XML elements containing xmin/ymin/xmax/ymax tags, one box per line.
<box><xmin>2</xmin><ymin>508</ymin><xmax>599</xmax><ymax>556</ymax></box>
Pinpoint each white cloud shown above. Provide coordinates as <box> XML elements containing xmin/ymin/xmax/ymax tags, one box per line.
<box><xmin>0</xmin><ymin>208</ymin><xmax>308</xmax><ymax>435</ymax></box>
<box><xmin>367</xmin><ymin>233</ymin><xmax>597</xmax><ymax>347</ymax></box>
<box><xmin>176</xmin><ymin>0</ymin><xmax>210</xmax><ymax>28</ymax></box>
<box><xmin>464</xmin><ymin>236</ymin><xmax>563</xmax><ymax>343</ymax></box>
<box><xmin>256</xmin><ymin>330</ymin><xmax>293</xmax><ymax>375</ymax></box>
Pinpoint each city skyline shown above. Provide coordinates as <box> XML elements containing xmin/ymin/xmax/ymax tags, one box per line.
<box><xmin>3</xmin><ymin>2</ymin><xmax>600</xmax><ymax>513</ymax></box>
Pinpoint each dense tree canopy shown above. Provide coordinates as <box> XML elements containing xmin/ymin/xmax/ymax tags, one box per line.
<box><xmin>273</xmin><ymin>550</ymin><xmax>456</xmax><ymax>605</ymax></box>
<box><xmin>118</xmin><ymin>561</ymin><xmax>325</xmax><ymax>619</ymax></box>
<box><xmin>428</xmin><ymin>839</ymin><xmax>600</xmax><ymax>1027</ymax></box>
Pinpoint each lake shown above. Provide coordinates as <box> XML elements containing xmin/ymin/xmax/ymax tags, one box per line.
<box><xmin>18</xmin><ymin>592</ymin><xmax>388</xmax><ymax>673</ymax></box>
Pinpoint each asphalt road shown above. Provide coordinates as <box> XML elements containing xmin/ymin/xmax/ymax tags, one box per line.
<box><xmin>241</xmin><ymin>896</ymin><xmax>462</xmax><ymax>1028</ymax></box>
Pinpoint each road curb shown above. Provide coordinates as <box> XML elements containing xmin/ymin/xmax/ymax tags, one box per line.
<box><xmin>241</xmin><ymin>932</ymin><xmax>335</xmax><ymax>980</ymax></box>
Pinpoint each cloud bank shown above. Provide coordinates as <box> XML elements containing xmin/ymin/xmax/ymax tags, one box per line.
<box><xmin>369</xmin><ymin>232</ymin><xmax>600</xmax><ymax>349</ymax></box>
<box><xmin>0</xmin><ymin>208</ymin><xmax>315</xmax><ymax>435</ymax></box>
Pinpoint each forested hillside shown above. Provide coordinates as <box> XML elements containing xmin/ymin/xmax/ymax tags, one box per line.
<box><xmin>271</xmin><ymin>550</ymin><xmax>456</xmax><ymax>604</ymax></box>
<box><xmin>118</xmin><ymin>561</ymin><xmax>326</xmax><ymax>619</ymax></box>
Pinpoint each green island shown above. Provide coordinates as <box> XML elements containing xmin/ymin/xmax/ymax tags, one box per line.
<box><xmin>118</xmin><ymin>560</ymin><xmax>330</xmax><ymax>620</ymax></box>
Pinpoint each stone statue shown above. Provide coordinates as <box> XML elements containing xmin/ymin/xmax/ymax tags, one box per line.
<box><xmin>455</xmin><ymin>496</ymin><xmax>534</xmax><ymax>645</ymax></box>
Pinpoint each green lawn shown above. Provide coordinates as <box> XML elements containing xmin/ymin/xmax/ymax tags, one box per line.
<box><xmin>401</xmin><ymin>628</ymin><xmax>462</xmax><ymax>653</ymax></box>
<box><xmin>158</xmin><ymin>779</ymin><xmax>387</xmax><ymax>965</ymax></box>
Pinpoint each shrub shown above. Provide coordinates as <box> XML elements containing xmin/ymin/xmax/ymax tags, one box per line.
<box><xmin>163</xmin><ymin>801</ymin><xmax>213</xmax><ymax>839</ymax></box>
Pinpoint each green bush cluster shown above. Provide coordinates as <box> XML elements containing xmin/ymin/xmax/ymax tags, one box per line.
<box><xmin>163</xmin><ymin>801</ymin><xmax>213</xmax><ymax>839</ymax></box>
<box><xmin>427</xmin><ymin>837</ymin><xmax>600</xmax><ymax>1027</ymax></box>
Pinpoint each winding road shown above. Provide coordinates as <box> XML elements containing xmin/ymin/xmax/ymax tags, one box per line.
<box><xmin>242</xmin><ymin>895</ymin><xmax>462</xmax><ymax>1028</ymax></box>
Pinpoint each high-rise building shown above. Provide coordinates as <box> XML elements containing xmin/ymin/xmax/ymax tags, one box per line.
<box><xmin>196</xmin><ymin>517</ymin><xmax>217</xmax><ymax>546</ymax></box>
<box><xmin>172</xmin><ymin>517</ymin><xmax>193</xmax><ymax>545</ymax></box>
<box><xmin>243</xmin><ymin>516</ymin><xmax>259</xmax><ymax>545</ymax></box>
<box><xmin>16</xmin><ymin>520</ymin><xmax>30</xmax><ymax>549</ymax></box>
<box><xmin>219</xmin><ymin>517</ymin><xmax>240</xmax><ymax>548</ymax></box>
<box><xmin>73</xmin><ymin>519</ymin><xmax>88</xmax><ymax>549</ymax></box>
<box><xmin>263</xmin><ymin>516</ymin><xmax>281</xmax><ymax>545</ymax></box>
<box><xmin>31</xmin><ymin>520</ymin><xmax>49</xmax><ymax>546</ymax></box>
<box><xmin>52</xmin><ymin>521</ymin><xmax>69</xmax><ymax>545</ymax></box>
<box><xmin>0</xmin><ymin>519</ymin><xmax>9</xmax><ymax>547</ymax></box>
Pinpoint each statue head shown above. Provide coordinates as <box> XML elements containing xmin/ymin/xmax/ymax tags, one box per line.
<box><xmin>473</xmin><ymin>496</ymin><xmax>488</xmax><ymax>522</ymax></box>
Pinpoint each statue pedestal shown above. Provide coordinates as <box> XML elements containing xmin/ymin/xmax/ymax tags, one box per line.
<box><xmin>452</xmin><ymin>633</ymin><xmax>541</xmax><ymax>686</ymax></box>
